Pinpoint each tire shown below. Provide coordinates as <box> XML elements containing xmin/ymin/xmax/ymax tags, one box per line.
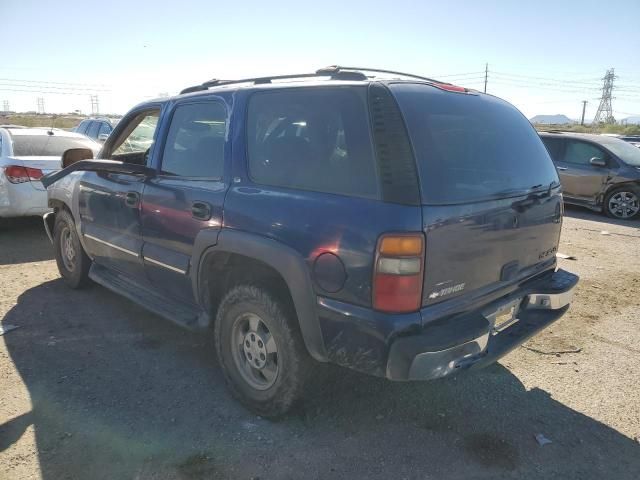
<box><xmin>214</xmin><ymin>285</ymin><xmax>314</xmax><ymax>417</ymax></box>
<box><xmin>53</xmin><ymin>210</ymin><xmax>91</xmax><ymax>288</ymax></box>
<box><xmin>604</xmin><ymin>186</ymin><xmax>640</xmax><ymax>220</ymax></box>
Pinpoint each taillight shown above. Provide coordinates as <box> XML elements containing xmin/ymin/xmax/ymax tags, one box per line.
<box><xmin>373</xmin><ymin>233</ymin><xmax>425</xmax><ymax>313</ymax></box>
<box><xmin>4</xmin><ymin>165</ymin><xmax>43</xmax><ymax>184</ymax></box>
<box><xmin>432</xmin><ymin>83</ymin><xmax>467</xmax><ymax>93</ymax></box>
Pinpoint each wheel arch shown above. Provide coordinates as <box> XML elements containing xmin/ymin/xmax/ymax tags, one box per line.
<box><xmin>192</xmin><ymin>229</ymin><xmax>328</xmax><ymax>362</ymax></box>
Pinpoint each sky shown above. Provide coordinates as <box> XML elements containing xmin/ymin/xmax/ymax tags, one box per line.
<box><xmin>1</xmin><ymin>0</ymin><xmax>639</xmax><ymax>121</ymax></box>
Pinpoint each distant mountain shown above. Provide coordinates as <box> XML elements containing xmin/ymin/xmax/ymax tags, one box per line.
<box><xmin>529</xmin><ymin>114</ymin><xmax>574</xmax><ymax>125</ymax></box>
<box><xmin>622</xmin><ymin>116</ymin><xmax>640</xmax><ymax>125</ymax></box>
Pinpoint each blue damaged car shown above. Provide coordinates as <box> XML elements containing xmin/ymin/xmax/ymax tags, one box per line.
<box><xmin>42</xmin><ymin>66</ymin><xmax>578</xmax><ymax>416</ymax></box>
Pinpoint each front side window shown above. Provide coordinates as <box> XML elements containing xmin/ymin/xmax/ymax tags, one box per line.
<box><xmin>111</xmin><ymin>110</ymin><xmax>160</xmax><ymax>164</ymax></box>
<box><xmin>247</xmin><ymin>87</ymin><xmax>378</xmax><ymax>199</ymax></box>
<box><xmin>563</xmin><ymin>140</ymin><xmax>606</xmax><ymax>166</ymax></box>
<box><xmin>161</xmin><ymin>102</ymin><xmax>226</xmax><ymax>178</ymax></box>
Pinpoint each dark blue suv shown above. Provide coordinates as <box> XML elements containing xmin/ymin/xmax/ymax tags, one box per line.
<box><xmin>42</xmin><ymin>66</ymin><xmax>578</xmax><ymax>416</ymax></box>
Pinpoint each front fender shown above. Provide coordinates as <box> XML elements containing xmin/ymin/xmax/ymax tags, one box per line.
<box><xmin>193</xmin><ymin>229</ymin><xmax>328</xmax><ymax>362</ymax></box>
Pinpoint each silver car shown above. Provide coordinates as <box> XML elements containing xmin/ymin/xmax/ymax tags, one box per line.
<box><xmin>0</xmin><ymin>127</ymin><xmax>99</xmax><ymax>224</ymax></box>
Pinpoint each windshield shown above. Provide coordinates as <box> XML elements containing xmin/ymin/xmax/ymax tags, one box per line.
<box><xmin>600</xmin><ymin>137</ymin><xmax>640</xmax><ymax>166</ymax></box>
<box><xmin>390</xmin><ymin>83</ymin><xmax>559</xmax><ymax>204</ymax></box>
<box><xmin>11</xmin><ymin>134</ymin><xmax>97</xmax><ymax>157</ymax></box>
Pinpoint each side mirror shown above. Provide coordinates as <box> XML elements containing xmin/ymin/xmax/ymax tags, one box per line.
<box><xmin>98</xmin><ymin>133</ymin><xmax>109</xmax><ymax>142</ymax></box>
<box><xmin>589</xmin><ymin>157</ymin><xmax>606</xmax><ymax>167</ymax></box>
<box><xmin>62</xmin><ymin>148</ymin><xmax>94</xmax><ymax>168</ymax></box>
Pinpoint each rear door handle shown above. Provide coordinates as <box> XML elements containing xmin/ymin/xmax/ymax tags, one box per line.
<box><xmin>125</xmin><ymin>191</ymin><xmax>140</xmax><ymax>208</ymax></box>
<box><xmin>191</xmin><ymin>201</ymin><xmax>212</xmax><ymax>220</ymax></box>
<box><xmin>557</xmin><ymin>167</ymin><xmax>568</xmax><ymax>171</ymax></box>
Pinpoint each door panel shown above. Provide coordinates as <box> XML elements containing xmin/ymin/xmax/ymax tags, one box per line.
<box><xmin>556</xmin><ymin>140</ymin><xmax>610</xmax><ymax>201</ymax></box>
<box><xmin>79</xmin><ymin>108</ymin><xmax>161</xmax><ymax>281</ymax></box>
<box><xmin>79</xmin><ymin>171</ymin><xmax>145</xmax><ymax>278</ymax></box>
<box><xmin>141</xmin><ymin>100</ymin><xmax>228</xmax><ymax>304</ymax></box>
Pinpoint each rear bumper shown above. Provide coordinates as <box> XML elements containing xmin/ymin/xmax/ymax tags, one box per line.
<box><xmin>0</xmin><ymin>180</ymin><xmax>50</xmax><ymax>217</ymax></box>
<box><xmin>316</xmin><ymin>269</ymin><xmax>578</xmax><ymax>380</ymax></box>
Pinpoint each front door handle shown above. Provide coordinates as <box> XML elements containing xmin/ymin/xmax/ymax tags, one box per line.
<box><xmin>557</xmin><ymin>167</ymin><xmax>568</xmax><ymax>171</ymax></box>
<box><xmin>191</xmin><ymin>201</ymin><xmax>212</xmax><ymax>220</ymax></box>
<box><xmin>125</xmin><ymin>191</ymin><xmax>140</xmax><ymax>208</ymax></box>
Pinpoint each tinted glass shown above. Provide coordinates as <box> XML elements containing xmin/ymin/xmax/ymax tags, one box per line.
<box><xmin>11</xmin><ymin>135</ymin><xmax>96</xmax><ymax>156</ymax></box>
<box><xmin>75</xmin><ymin>120</ymin><xmax>89</xmax><ymax>134</ymax></box>
<box><xmin>599</xmin><ymin>137</ymin><xmax>640</xmax><ymax>166</ymax></box>
<box><xmin>563</xmin><ymin>140</ymin><xmax>606</xmax><ymax>166</ymax></box>
<box><xmin>391</xmin><ymin>83</ymin><xmax>559</xmax><ymax>204</ymax></box>
<box><xmin>112</xmin><ymin>111</ymin><xmax>159</xmax><ymax>156</ymax></box>
<box><xmin>161</xmin><ymin>102</ymin><xmax>226</xmax><ymax>177</ymax></box>
<box><xmin>97</xmin><ymin>122</ymin><xmax>111</xmax><ymax>137</ymax></box>
<box><xmin>247</xmin><ymin>87</ymin><xmax>378</xmax><ymax>199</ymax></box>
<box><xmin>86</xmin><ymin>121</ymin><xmax>100</xmax><ymax>139</ymax></box>
<box><xmin>541</xmin><ymin>137</ymin><xmax>564</xmax><ymax>162</ymax></box>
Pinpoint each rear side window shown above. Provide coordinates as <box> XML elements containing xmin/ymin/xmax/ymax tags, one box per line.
<box><xmin>11</xmin><ymin>135</ymin><xmax>96</xmax><ymax>156</ymax></box>
<box><xmin>541</xmin><ymin>137</ymin><xmax>564</xmax><ymax>162</ymax></box>
<box><xmin>75</xmin><ymin>120</ymin><xmax>87</xmax><ymax>134</ymax></box>
<box><xmin>391</xmin><ymin>83</ymin><xmax>559</xmax><ymax>204</ymax></box>
<box><xmin>86</xmin><ymin>121</ymin><xmax>100</xmax><ymax>139</ymax></box>
<box><xmin>161</xmin><ymin>102</ymin><xmax>226</xmax><ymax>178</ymax></box>
<box><xmin>98</xmin><ymin>122</ymin><xmax>111</xmax><ymax>137</ymax></box>
<box><xmin>247</xmin><ymin>87</ymin><xmax>378</xmax><ymax>199</ymax></box>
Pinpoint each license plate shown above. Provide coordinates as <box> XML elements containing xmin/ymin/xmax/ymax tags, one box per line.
<box><xmin>491</xmin><ymin>300</ymin><xmax>520</xmax><ymax>333</ymax></box>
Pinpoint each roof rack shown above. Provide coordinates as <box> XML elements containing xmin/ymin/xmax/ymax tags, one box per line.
<box><xmin>179</xmin><ymin>65</ymin><xmax>450</xmax><ymax>95</ymax></box>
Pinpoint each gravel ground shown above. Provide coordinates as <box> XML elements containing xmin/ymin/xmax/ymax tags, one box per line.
<box><xmin>1</xmin><ymin>208</ymin><xmax>639</xmax><ymax>480</ymax></box>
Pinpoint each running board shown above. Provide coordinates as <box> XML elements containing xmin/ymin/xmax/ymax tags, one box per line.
<box><xmin>89</xmin><ymin>263</ymin><xmax>208</xmax><ymax>330</ymax></box>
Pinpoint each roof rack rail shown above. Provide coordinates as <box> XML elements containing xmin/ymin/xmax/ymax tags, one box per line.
<box><xmin>179</xmin><ymin>65</ymin><xmax>451</xmax><ymax>95</ymax></box>
<box><xmin>316</xmin><ymin>65</ymin><xmax>447</xmax><ymax>85</ymax></box>
<box><xmin>179</xmin><ymin>69</ymin><xmax>368</xmax><ymax>95</ymax></box>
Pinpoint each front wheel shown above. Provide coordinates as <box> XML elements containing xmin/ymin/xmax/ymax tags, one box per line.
<box><xmin>214</xmin><ymin>285</ymin><xmax>314</xmax><ymax>417</ymax></box>
<box><xmin>604</xmin><ymin>186</ymin><xmax>640</xmax><ymax>220</ymax></box>
<box><xmin>53</xmin><ymin>210</ymin><xmax>92</xmax><ymax>288</ymax></box>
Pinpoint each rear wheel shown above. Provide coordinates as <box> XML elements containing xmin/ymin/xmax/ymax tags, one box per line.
<box><xmin>604</xmin><ymin>186</ymin><xmax>640</xmax><ymax>219</ymax></box>
<box><xmin>214</xmin><ymin>285</ymin><xmax>313</xmax><ymax>417</ymax></box>
<box><xmin>53</xmin><ymin>210</ymin><xmax>91</xmax><ymax>288</ymax></box>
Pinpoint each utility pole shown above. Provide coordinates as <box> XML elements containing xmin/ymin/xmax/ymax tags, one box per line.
<box><xmin>90</xmin><ymin>95</ymin><xmax>99</xmax><ymax>115</ymax></box>
<box><xmin>484</xmin><ymin>63</ymin><xmax>488</xmax><ymax>93</ymax></box>
<box><xmin>37</xmin><ymin>97</ymin><xmax>45</xmax><ymax>114</ymax></box>
<box><xmin>580</xmin><ymin>100</ymin><xmax>588</xmax><ymax>126</ymax></box>
<box><xmin>593</xmin><ymin>68</ymin><xmax>616</xmax><ymax>125</ymax></box>
<box><xmin>1</xmin><ymin>100</ymin><xmax>8</xmax><ymax>112</ymax></box>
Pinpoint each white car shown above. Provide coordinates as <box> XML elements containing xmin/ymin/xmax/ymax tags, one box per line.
<box><xmin>0</xmin><ymin>127</ymin><xmax>99</xmax><ymax>223</ymax></box>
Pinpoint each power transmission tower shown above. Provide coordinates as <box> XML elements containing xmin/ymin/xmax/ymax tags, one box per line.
<box><xmin>580</xmin><ymin>100</ymin><xmax>588</xmax><ymax>126</ymax></box>
<box><xmin>90</xmin><ymin>95</ymin><xmax>100</xmax><ymax>115</ymax></box>
<box><xmin>37</xmin><ymin>97</ymin><xmax>45</xmax><ymax>114</ymax></box>
<box><xmin>2</xmin><ymin>100</ymin><xmax>8</xmax><ymax>112</ymax></box>
<box><xmin>592</xmin><ymin>69</ymin><xmax>616</xmax><ymax>125</ymax></box>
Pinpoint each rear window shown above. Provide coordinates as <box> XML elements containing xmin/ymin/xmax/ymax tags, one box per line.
<box><xmin>11</xmin><ymin>134</ymin><xmax>96</xmax><ymax>157</ymax></box>
<box><xmin>391</xmin><ymin>83</ymin><xmax>559</xmax><ymax>204</ymax></box>
<box><xmin>247</xmin><ymin>87</ymin><xmax>379</xmax><ymax>199</ymax></box>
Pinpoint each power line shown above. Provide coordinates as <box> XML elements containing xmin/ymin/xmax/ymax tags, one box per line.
<box><xmin>0</xmin><ymin>77</ymin><xmax>110</xmax><ymax>88</ymax></box>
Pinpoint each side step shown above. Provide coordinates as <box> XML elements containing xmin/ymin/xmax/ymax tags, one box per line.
<box><xmin>89</xmin><ymin>263</ymin><xmax>207</xmax><ymax>330</ymax></box>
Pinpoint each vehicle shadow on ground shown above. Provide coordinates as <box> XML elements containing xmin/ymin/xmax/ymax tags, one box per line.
<box><xmin>2</xmin><ymin>279</ymin><xmax>639</xmax><ymax>479</ymax></box>
<box><xmin>0</xmin><ymin>217</ymin><xmax>54</xmax><ymax>265</ymax></box>
<box><xmin>563</xmin><ymin>204</ymin><xmax>640</xmax><ymax>229</ymax></box>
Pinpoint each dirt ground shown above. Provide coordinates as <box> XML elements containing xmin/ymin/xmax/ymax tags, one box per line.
<box><xmin>1</xmin><ymin>207</ymin><xmax>639</xmax><ymax>480</ymax></box>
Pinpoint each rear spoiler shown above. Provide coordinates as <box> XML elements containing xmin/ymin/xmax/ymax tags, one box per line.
<box><xmin>41</xmin><ymin>160</ymin><xmax>154</xmax><ymax>188</ymax></box>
